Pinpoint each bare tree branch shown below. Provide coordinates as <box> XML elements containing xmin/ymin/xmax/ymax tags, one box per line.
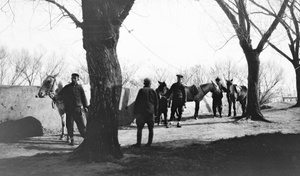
<box><xmin>44</xmin><ymin>0</ymin><xmax>82</xmax><ymax>28</ymax></box>
<box><xmin>256</xmin><ymin>0</ymin><xmax>289</xmax><ymax>51</ymax></box>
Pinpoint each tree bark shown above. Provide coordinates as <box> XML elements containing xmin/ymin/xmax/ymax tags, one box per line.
<box><xmin>69</xmin><ymin>0</ymin><xmax>134</xmax><ymax>162</ymax></box>
<box><xmin>244</xmin><ymin>49</ymin><xmax>265</xmax><ymax>120</ymax></box>
<box><xmin>293</xmin><ymin>65</ymin><xmax>300</xmax><ymax>107</ymax></box>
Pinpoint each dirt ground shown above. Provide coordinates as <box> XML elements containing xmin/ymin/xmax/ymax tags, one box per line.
<box><xmin>0</xmin><ymin>101</ymin><xmax>300</xmax><ymax>176</ymax></box>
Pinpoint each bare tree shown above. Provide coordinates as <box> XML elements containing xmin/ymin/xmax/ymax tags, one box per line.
<box><xmin>215</xmin><ymin>0</ymin><xmax>289</xmax><ymax>121</ymax></box>
<box><xmin>258</xmin><ymin>60</ymin><xmax>285</xmax><ymax>105</ymax></box>
<box><xmin>182</xmin><ymin>64</ymin><xmax>209</xmax><ymax>86</ymax></box>
<box><xmin>19</xmin><ymin>50</ymin><xmax>43</xmax><ymax>86</ymax></box>
<box><xmin>9</xmin><ymin>49</ymin><xmax>28</xmax><ymax>85</ymax></box>
<box><xmin>209</xmin><ymin>58</ymin><xmax>247</xmax><ymax>85</ymax></box>
<box><xmin>120</xmin><ymin>59</ymin><xmax>140</xmax><ymax>87</ymax></box>
<box><xmin>152</xmin><ymin>67</ymin><xmax>174</xmax><ymax>87</ymax></box>
<box><xmin>0</xmin><ymin>46</ymin><xmax>9</xmax><ymax>85</ymax></box>
<box><xmin>38</xmin><ymin>52</ymin><xmax>68</xmax><ymax>85</ymax></box>
<box><xmin>37</xmin><ymin>0</ymin><xmax>136</xmax><ymax>161</ymax></box>
<box><xmin>264</xmin><ymin>0</ymin><xmax>300</xmax><ymax>107</ymax></box>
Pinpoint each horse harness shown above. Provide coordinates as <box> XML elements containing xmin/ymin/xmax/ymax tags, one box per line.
<box><xmin>45</xmin><ymin>76</ymin><xmax>63</xmax><ymax>106</ymax></box>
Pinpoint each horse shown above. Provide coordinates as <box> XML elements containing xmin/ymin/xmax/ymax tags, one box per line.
<box><xmin>225</xmin><ymin>79</ymin><xmax>247</xmax><ymax>117</ymax></box>
<box><xmin>37</xmin><ymin>75</ymin><xmax>68</xmax><ymax>140</ymax></box>
<box><xmin>185</xmin><ymin>82</ymin><xmax>220</xmax><ymax>119</ymax></box>
<box><xmin>155</xmin><ymin>81</ymin><xmax>170</xmax><ymax>126</ymax></box>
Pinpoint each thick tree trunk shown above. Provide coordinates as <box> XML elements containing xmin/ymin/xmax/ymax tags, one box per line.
<box><xmin>69</xmin><ymin>0</ymin><xmax>134</xmax><ymax>162</ymax></box>
<box><xmin>293</xmin><ymin>66</ymin><xmax>300</xmax><ymax>107</ymax></box>
<box><xmin>244</xmin><ymin>49</ymin><xmax>266</xmax><ymax>121</ymax></box>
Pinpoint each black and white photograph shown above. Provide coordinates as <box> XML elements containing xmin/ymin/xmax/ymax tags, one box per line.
<box><xmin>0</xmin><ymin>1</ymin><xmax>299</xmax><ymax>175</ymax></box>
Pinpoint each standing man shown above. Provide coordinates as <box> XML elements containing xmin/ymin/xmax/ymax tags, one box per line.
<box><xmin>60</xmin><ymin>73</ymin><xmax>88</xmax><ymax>145</ymax></box>
<box><xmin>212</xmin><ymin>77</ymin><xmax>227</xmax><ymax>117</ymax></box>
<box><xmin>133</xmin><ymin>78</ymin><xmax>158</xmax><ymax>148</ymax></box>
<box><xmin>166</xmin><ymin>74</ymin><xmax>186</xmax><ymax>128</ymax></box>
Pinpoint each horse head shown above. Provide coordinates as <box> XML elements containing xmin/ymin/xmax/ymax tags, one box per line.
<box><xmin>225</xmin><ymin>79</ymin><xmax>233</xmax><ymax>89</ymax></box>
<box><xmin>157</xmin><ymin>81</ymin><xmax>168</xmax><ymax>95</ymax></box>
<box><xmin>37</xmin><ymin>75</ymin><xmax>57</xmax><ymax>98</ymax></box>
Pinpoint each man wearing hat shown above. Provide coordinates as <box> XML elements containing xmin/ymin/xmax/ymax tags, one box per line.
<box><xmin>60</xmin><ymin>73</ymin><xmax>88</xmax><ymax>145</ymax></box>
<box><xmin>166</xmin><ymin>74</ymin><xmax>186</xmax><ymax>128</ymax></box>
<box><xmin>133</xmin><ymin>78</ymin><xmax>158</xmax><ymax>147</ymax></box>
<box><xmin>212</xmin><ymin>77</ymin><xmax>227</xmax><ymax>117</ymax></box>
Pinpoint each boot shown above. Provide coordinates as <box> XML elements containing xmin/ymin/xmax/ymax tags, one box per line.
<box><xmin>69</xmin><ymin>138</ymin><xmax>74</xmax><ymax>146</ymax></box>
<box><xmin>177</xmin><ymin>122</ymin><xmax>182</xmax><ymax>128</ymax></box>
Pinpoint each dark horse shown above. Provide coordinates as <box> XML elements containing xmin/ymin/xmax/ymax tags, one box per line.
<box><xmin>185</xmin><ymin>82</ymin><xmax>220</xmax><ymax>119</ymax></box>
<box><xmin>155</xmin><ymin>81</ymin><xmax>170</xmax><ymax>126</ymax></box>
<box><xmin>226</xmin><ymin>79</ymin><xmax>247</xmax><ymax>117</ymax></box>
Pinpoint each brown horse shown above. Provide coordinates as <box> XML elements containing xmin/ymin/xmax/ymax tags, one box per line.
<box><xmin>225</xmin><ymin>79</ymin><xmax>247</xmax><ymax>116</ymax></box>
<box><xmin>185</xmin><ymin>82</ymin><xmax>220</xmax><ymax>119</ymax></box>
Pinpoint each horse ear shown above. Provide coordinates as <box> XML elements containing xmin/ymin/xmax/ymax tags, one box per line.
<box><xmin>231</xmin><ymin>79</ymin><xmax>233</xmax><ymax>82</ymax></box>
<box><xmin>158</xmin><ymin>81</ymin><xmax>162</xmax><ymax>84</ymax></box>
<box><xmin>53</xmin><ymin>73</ymin><xmax>59</xmax><ymax>78</ymax></box>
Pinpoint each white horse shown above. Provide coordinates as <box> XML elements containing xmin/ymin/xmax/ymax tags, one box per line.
<box><xmin>37</xmin><ymin>75</ymin><xmax>90</xmax><ymax>141</ymax></box>
<box><xmin>37</xmin><ymin>75</ymin><xmax>68</xmax><ymax>140</ymax></box>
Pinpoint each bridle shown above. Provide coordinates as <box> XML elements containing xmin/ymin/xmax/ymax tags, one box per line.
<box><xmin>44</xmin><ymin>76</ymin><xmax>57</xmax><ymax>99</ymax></box>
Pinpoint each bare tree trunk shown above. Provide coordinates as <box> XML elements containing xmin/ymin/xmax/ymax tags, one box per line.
<box><xmin>293</xmin><ymin>67</ymin><xmax>300</xmax><ymax>107</ymax></box>
<box><xmin>244</xmin><ymin>50</ymin><xmax>265</xmax><ymax>120</ymax></box>
<box><xmin>69</xmin><ymin>0</ymin><xmax>134</xmax><ymax>162</ymax></box>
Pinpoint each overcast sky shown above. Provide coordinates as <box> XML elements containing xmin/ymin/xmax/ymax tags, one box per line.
<box><xmin>0</xmin><ymin>0</ymin><xmax>295</xmax><ymax>86</ymax></box>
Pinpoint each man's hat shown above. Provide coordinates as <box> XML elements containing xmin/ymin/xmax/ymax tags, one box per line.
<box><xmin>176</xmin><ymin>74</ymin><xmax>183</xmax><ymax>78</ymax></box>
<box><xmin>71</xmin><ymin>73</ymin><xmax>80</xmax><ymax>77</ymax></box>
<box><xmin>215</xmin><ymin>77</ymin><xmax>220</xmax><ymax>81</ymax></box>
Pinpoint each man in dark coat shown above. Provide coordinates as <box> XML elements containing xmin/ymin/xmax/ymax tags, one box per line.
<box><xmin>133</xmin><ymin>78</ymin><xmax>158</xmax><ymax>147</ymax></box>
<box><xmin>166</xmin><ymin>74</ymin><xmax>186</xmax><ymax>128</ymax></box>
<box><xmin>212</xmin><ymin>77</ymin><xmax>227</xmax><ymax>117</ymax></box>
<box><xmin>60</xmin><ymin>73</ymin><xmax>88</xmax><ymax>145</ymax></box>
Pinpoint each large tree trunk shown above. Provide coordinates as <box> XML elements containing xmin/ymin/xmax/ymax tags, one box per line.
<box><xmin>69</xmin><ymin>0</ymin><xmax>134</xmax><ymax>162</ymax></box>
<box><xmin>293</xmin><ymin>65</ymin><xmax>300</xmax><ymax>107</ymax></box>
<box><xmin>244</xmin><ymin>49</ymin><xmax>266</xmax><ymax>121</ymax></box>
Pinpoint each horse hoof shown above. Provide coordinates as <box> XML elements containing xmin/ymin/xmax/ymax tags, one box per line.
<box><xmin>59</xmin><ymin>136</ymin><xmax>65</xmax><ymax>140</ymax></box>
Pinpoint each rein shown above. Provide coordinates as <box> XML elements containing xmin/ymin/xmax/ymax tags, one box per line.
<box><xmin>46</xmin><ymin>76</ymin><xmax>57</xmax><ymax>101</ymax></box>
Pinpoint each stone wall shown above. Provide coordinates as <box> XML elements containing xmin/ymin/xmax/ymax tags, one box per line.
<box><xmin>0</xmin><ymin>86</ymin><xmax>139</xmax><ymax>133</ymax></box>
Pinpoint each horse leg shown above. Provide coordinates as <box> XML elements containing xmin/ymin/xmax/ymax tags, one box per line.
<box><xmin>241</xmin><ymin>99</ymin><xmax>246</xmax><ymax>116</ymax></box>
<box><xmin>59</xmin><ymin>113</ymin><xmax>66</xmax><ymax>140</ymax></box>
<box><xmin>212</xmin><ymin>98</ymin><xmax>217</xmax><ymax>116</ymax></box>
<box><xmin>62</xmin><ymin>113</ymin><xmax>69</xmax><ymax>142</ymax></box>
<box><xmin>228</xmin><ymin>100</ymin><xmax>232</xmax><ymax>116</ymax></box>
<box><xmin>194</xmin><ymin>101</ymin><xmax>199</xmax><ymax>119</ymax></box>
<box><xmin>156</xmin><ymin>111</ymin><xmax>161</xmax><ymax>126</ymax></box>
<box><xmin>218</xmin><ymin>99</ymin><xmax>223</xmax><ymax>117</ymax></box>
<box><xmin>233</xmin><ymin>100</ymin><xmax>237</xmax><ymax>117</ymax></box>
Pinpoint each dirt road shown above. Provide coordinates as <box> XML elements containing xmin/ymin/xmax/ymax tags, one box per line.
<box><xmin>0</xmin><ymin>102</ymin><xmax>299</xmax><ymax>175</ymax></box>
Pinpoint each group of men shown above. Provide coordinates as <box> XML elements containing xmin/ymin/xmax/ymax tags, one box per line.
<box><xmin>60</xmin><ymin>73</ymin><xmax>227</xmax><ymax>148</ymax></box>
<box><xmin>132</xmin><ymin>74</ymin><xmax>228</xmax><ymax>147</ymax></box>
